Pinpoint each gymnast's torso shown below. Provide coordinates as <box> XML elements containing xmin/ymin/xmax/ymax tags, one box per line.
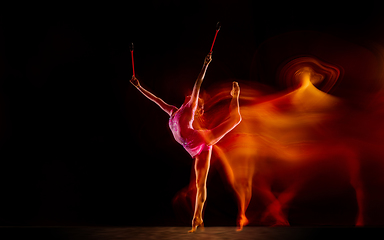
<box><xmin>169</xmin><ymin>102</ymin><xmax>211</xmax><ymax>158</ymax></box>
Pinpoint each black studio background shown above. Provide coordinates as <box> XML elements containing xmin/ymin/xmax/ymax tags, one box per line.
<box><xmin>0</xmin><ymin>1</ymin><xmax>383</xmax><ymax>227</ymax></box>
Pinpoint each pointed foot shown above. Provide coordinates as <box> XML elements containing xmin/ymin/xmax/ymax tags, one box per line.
<box><xmin>236</xmin><ymin>216</ymin><xmax>249</xmax><ymax>231</ymax></box>
<box><xmin>188</xmin><ymin>218</ymin><xmax>204</xmax><ymax>233</ymax></box>
<box><xmin>230</xmin><ymin>81</ymin><xmax>240</xmax><ymax>98</ymax></box>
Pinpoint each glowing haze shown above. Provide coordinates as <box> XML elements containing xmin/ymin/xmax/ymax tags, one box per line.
<box><xmin>173</xmin><ymin>32</ymin><xmax>384</xmax><ymax>228</ymax></box>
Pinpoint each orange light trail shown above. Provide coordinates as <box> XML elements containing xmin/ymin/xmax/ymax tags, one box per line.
<box><xmin>173</xmin><ymin>52</ymin><xmax>384</xmax><ymax>228</ymax></box>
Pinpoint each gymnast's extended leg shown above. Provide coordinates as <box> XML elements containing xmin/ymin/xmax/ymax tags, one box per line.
<box><xmin>206</xmin><ymin>81</ymin><xmax>242</xmax><ymax>145</ymax></box>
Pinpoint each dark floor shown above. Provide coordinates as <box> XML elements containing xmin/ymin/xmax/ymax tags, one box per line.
<box><xmin>0</xmin><ymin>226</ymin><xmax>380</xmax><ymax>240</ymax></box>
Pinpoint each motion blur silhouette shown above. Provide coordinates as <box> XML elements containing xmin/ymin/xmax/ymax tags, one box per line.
<box><xmin>130</xmin><ymin>30</ymin><xmax>384</xmax><ymax>231</ymax></box>
<box><xmin>173</xmin><ymin>29</ymin><xmax>384</xmax><ymax>228</ymax></box>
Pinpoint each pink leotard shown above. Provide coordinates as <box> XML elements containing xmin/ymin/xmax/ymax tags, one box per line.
<box><xmin>169</xmin><ymin>102</ymin><xmax>212</xmax><ymax>158</ymax></box>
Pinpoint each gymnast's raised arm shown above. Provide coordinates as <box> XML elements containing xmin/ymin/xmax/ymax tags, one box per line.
<box><xmin>130</xmin><ymin>76</ymin><xmax>178</xmax><ymax>116</ymax></box>
<box><xmin>189</xmin><ymin>53</ymin><xmax>212</xmax><ymax>111</ymax></box>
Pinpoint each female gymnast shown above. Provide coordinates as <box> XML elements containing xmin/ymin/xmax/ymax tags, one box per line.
<box><xmin>130</xmin><ymin>53</ymin><xmax>242</xmax><ymax>232</ymax></box>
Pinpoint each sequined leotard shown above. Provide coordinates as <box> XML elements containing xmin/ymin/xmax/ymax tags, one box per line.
<box><xmin>169</xmin><ymin>102</ymin><xmax>212</xmax><ymax>158</ymax></box>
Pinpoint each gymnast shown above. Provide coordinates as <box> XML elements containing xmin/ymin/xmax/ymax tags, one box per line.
<box><xmin>130</xmin><ymin>53</ymin><xmax>242</xmax><ymax>232</ymax></box>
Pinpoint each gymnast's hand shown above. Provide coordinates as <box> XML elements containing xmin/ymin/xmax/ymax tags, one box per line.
<box><xmin>130</xmin><ymin>75</ymin><xmax>140</xmax><ymax>87</ymax></box>
<box><xmin>204</xmin><ymin>53</ymin><xmax>212</xmax><ymax>66</ymax></box>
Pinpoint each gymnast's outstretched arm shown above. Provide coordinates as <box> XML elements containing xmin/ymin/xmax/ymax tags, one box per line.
<box><xmin>130</xmin><ymin>76</ymin><xmax>178</xmax><ymax>116</ymax></box>
<box><xmin>189</xmin><ymin>53</ymin><xmax>212</xmax><ymax>111</ymax></box>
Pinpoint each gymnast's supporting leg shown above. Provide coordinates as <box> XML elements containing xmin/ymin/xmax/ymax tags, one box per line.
<box><xmin>189</xmin><ymin>149</ymin><xmax>212</xmax><ymax>233</ymax></box>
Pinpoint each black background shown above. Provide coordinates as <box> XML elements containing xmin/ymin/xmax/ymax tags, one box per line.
<box><xmin>0</xmin><ymin>1</ymin><xmax>384</xmax><ymax>227</ymax></box>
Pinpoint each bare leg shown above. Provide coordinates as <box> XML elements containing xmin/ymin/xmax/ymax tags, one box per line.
<box><xmin>234</xmin><ymin>177</ymin><xmax>252</xmax><ymax>231</ymax></box>
<box><xmin>189</xmin><ymin>149</ymin><xmax>212</xmax><ymax>233</ymax></box>
<box><xmin>213</xmin><ymin>145</ymin><xmax>251</xmax><ymax>231</ymax></box>
<box><xmin>206</xmin><ymin>82</ymin><xmax>242</xmax><ymax>145</ymax></box>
